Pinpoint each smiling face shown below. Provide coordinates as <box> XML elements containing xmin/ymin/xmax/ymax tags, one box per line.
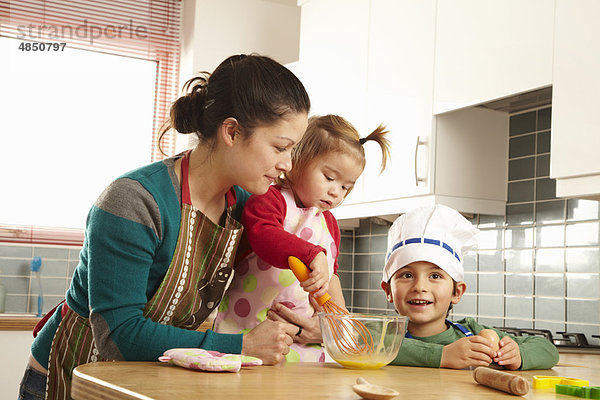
<box><xmin>381</xmin><ymin>261</ymin><xmax>466</xmax><ymax>337</ymax></box>
<box><xmin>291</xmin><ymin>150</ymin><xmax>363</xmax><ymax>212</ymax></box>
<box><xmin>232</xmin><ymin>112</ymin><xmax>308</xmax><ymax>195</ymax></box>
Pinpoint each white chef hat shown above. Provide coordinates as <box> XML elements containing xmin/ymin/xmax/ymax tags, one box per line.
<box><xmin>383</xmin><ymin>204</ymin><xmax>479</xmax><ymax>283</ymax></box>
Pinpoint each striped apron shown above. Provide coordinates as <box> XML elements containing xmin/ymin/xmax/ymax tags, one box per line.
<box><xmin>45</xmin><ymin>151</ymin><xmax>243</xmax><ymax>399</ymax></box>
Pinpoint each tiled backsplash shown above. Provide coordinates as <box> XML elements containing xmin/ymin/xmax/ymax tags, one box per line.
<box><xmin>0</xmin><ymin>244</ymin><xmax>80</xmax><ymax>314</ymax></box>
<box><xmin>340</xmin><ymin>106</ymin><xmax>600</xmax><ymax>344</ymax></box>
<box><xmin>338</xmin><ymin>219</ymin><xmax>397</xmax><ymax>316</ymax></box>
<box><xmin>1</xmin><ymin>106</ymin><xmax>598</xmax><ymax>345</ymax></box>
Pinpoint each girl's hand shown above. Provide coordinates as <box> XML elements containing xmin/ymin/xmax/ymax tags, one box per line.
<box><xmin>267</xmin><ymin>302</ymin><xmax>322</xmax><ymax>344</ymax></box>
<box><xmin>440</xmin><ymin>336</ymin><xmax>494</xmax><ymax>369</ymax></box>
<box><xmin>302</xmin><ymin>252</ymin><xmax>329</xmax><ymax>298</ymax></box>
<box><xmin>242</xmin><ymin>319</ymin><xmax>295</xmax><ymax>365</ymax></box>
<box><xmin>494</xmin><ymin>336</ymin><xmax>522</xmax><ymax>370</ymax></box>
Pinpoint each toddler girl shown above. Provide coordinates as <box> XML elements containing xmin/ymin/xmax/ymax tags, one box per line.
<box><xmin>214</xmin><ymin>114</ymin><xmax>390</xmax><ymax>362</ymax></box>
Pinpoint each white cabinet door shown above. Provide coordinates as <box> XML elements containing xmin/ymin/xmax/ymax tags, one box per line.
<box><xmin>361</xmin><ymin>0</ymin><xmax>436</xmax><ymax>203</ymax></box>
<box><xmin>551</xmin><ymin>0</ymin><xmax>600</xmax><ymax>198</ymax></box>
<box><xmin>297</xmin><ymin>0</ymin><xmax>370</xmax><ymax>205</ymax></box>
<box><xmin>0</xmin><ymin>330</ymin><xmax>33</xmax><ymax>400</ymax></box>
<box><xmin>433</xmin><ymin>0</ymin><xmax>554</xmax><ymax>114</ymax></box>
<box><xmin>434</xmin><ymin>107</ymin><xmax>508</xmax><ymax>214</ymax></box>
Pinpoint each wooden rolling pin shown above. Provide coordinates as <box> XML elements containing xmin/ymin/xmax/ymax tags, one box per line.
<box><xmin>472</xmin><ymin>367</ymin><xmax>530</xmax><ymax>396</ymax></box>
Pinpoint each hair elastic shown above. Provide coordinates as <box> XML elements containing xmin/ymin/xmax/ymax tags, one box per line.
<box><xmin>359</xmin><ymin>137</ymin><xmax>367</xmax><ymax>145</ymax></box>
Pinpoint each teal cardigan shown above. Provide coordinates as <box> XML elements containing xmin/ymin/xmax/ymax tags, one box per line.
<box><xmin>32</xmin><ymin>156</ymin><xmax>250</xmax><ymax>368</ymax></box>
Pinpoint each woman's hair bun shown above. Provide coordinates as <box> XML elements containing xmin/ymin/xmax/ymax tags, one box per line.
<box><xmin>170</xmin><ymin>76</ymin><xmax>209</xmax><ymax>134</ymax></box>
<box><xmin>170</xmin><ymin>93</ymin><xmax>202</xmax><ymax>134</ymax></box>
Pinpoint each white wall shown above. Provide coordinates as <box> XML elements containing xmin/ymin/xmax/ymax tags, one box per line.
<box><xmin>176</xmin><ymin>0</ymin><xmax>301</xmax><ymax>152</ymax></box>
<box><xmin>180</xmin><ymin>0</ymin><xmax>300</xmax><ymax>82</ymax></box>
<box><xmin>0</xmin><ymin>331</ymin><xmax>34</xmax><ymax>400</ymax></box>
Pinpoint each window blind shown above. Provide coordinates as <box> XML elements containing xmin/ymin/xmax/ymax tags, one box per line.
<box><xmin>0</xmin><ymin>0</ymin><xmax>182</xmax><ymax>245</ymax></box>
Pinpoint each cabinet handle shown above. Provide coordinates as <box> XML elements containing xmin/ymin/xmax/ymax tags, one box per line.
<box><xmin>414</xmin><ymin>136</ymin><xmax>428</xmax><ymax>186</ymax></box>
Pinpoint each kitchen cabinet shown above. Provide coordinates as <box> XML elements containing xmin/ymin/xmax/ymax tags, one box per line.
<box><xmin>334</xmin><ymin>105</ymin><xmax>508</xmax><ymax>220</ymax></box>
<box><xmin>551</xmin><ymin>0</ymin><xmax>600</xmax><ymax>199</ymax></box>
<box><xmin>361</xmin><ymin>0</ymin><xmax>436</xmax><ymax>203</ymax></box>
<box><xmin>433</xmin><ymin>0</ymin><xmax>554</xmax><ymax>115</ymax></box>
<box><xmin>432</xmin><ymin>107</ymin><xmax>508</xmax><ymax>211</ymax></box>
<box><xmin>295</xmin><ymin>0</ymin><xmax>370</xmax><ymax>206</ymax></box>
<box><xmin>297</xmin><ymin>0</ymin><xmax>508</xmax><ymax>221</ymax></box>
<box><xmin>0</xmin><ymin>329</ymin><xmax>34</xmax><ymax>400</ymax></box>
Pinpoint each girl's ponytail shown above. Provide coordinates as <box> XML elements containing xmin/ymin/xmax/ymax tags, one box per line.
<box><xmin>360</xmin><ymin>124</ymin><xmax>391</xmax><ymax>173</ymax></box>
<box><xmin>282</xmin><ymin>115</ymin><xmax>391</xmax><ymax>190</ymax></box>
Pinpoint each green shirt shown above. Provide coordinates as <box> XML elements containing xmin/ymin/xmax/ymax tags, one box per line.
<box><xmin>392</xmin><ymin>317</ymin><xmax>559</xmax><ymax>370</ymax></box>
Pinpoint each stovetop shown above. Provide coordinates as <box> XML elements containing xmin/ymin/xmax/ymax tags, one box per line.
<box><xmin>494</xmin><ymin>327</ymin><xmax>600</xmax><ymax>354</ymax></box>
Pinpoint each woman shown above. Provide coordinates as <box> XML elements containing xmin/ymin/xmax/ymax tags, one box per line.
<box><xmin>20</xmin><ymin>54</ymin><xmax>310</xmax><ymax>400</ymax></box>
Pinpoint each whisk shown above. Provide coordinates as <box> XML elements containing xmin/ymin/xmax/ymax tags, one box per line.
<box><xmin>288</xmin><ymin>256</ymin><xmax>374</xmax><ymax>355</ymax></box>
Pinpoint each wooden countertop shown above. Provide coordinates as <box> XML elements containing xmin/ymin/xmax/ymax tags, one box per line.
<box><xmin>0</xmin><ymin>314</ymin><xmax>40</xmax><ymax>331</ymax></box>
<box><xmin>72</xmin><ymin>353</ymin><xmax>600</xmax><ymax>399</ymax></box>
<box><xmin>0</xmin><ymin>313</ymin><xmax>213</xmax><ymax>332</ymax></box>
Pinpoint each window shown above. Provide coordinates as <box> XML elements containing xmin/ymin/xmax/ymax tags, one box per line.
<box><xmin>1</xmin><ymin>37</ymin><xmax>156</xmax><ymax>228</ymax></box>
<box><xmin>0</xmin><ymin>0</ymin><xmax>182</xmax><ymax>245</ymax></box>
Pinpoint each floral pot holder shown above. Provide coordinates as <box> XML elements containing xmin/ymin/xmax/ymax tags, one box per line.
<box><xmin>159</xmin><ymin>348</ymin><xmax>263</xmax><ymax>372</ymax></box>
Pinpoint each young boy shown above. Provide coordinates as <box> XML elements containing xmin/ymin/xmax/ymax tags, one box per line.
<box><xmin>381</xmin><ymin>204</ymin><xmax>559</xmax><ymax>370</ymax></box>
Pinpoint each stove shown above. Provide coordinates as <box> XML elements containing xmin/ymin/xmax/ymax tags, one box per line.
<box><xmin>494</xmin><ymin>327</ymin><xmax>600</xmax><ymax>354</ymax></box>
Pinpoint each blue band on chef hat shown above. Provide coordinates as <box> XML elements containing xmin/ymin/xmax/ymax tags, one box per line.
<box><xmin>386</xmin><ymin>237</ymin><xmax>461</xmax><ymax>263</ymax></box>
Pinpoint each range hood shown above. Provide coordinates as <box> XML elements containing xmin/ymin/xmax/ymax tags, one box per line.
<box><xmin>478</xmin><ymin>86</ymin><xmax>552</xmax><ymax>113</ymax></box>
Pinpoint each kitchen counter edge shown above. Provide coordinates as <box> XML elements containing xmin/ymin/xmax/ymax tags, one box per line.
<box><xmin>0</xmin><ymin>314</ymin><xmax>41</xmax><ymax>331</ymax></box>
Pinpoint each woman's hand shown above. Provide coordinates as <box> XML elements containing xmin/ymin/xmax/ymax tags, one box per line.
<box><xmin>241</xmin><ymin>319</ymin><xmax>295</xmax><ymax>365</ymax></box>
<box><xmin>301</xmin><ymin>252</ymin><xmax>329</xmax><ymax>298</ymax></box>
<box><xmin>440</xmin><ymin>336</ymin><xmax>494</xmax><ymax>369</ymax></box>
<box><xmin>267</xmin><ymin>302</ymin><xmax>322</xmax><ymax>344</ymax></box>
<box><xmin>494</xmin><ymin>336</ymin><xmax>522</xmax><ymax>370</ymax></box>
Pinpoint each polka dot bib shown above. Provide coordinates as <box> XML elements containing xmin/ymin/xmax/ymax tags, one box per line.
<box><xmin>214</xmin><ymin>187</ymin><xmax>336</xmax><ymax>362</ymax></box>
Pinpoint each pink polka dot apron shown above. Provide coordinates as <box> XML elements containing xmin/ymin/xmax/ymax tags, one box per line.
<box><xmin>214</xmin><ymin>187</ymin><xmax>337</xmax><ymax>363</ymax></box>
<box><xmin>44</xmin><ymin>151</ymin><xmax>242</xmax><ymax>399</ymax></box>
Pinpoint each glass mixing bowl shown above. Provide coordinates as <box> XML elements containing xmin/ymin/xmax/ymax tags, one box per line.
<box><xmin>318</xmin><ymin>312</ymin><xmax>407</xmax><ymax>369</ymax></box>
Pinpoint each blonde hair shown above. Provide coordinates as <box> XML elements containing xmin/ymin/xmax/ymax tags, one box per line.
<box><xmin>278</xmin><ymin>114</ymin><xmax>390</xmax><ymax>193</ymax></box>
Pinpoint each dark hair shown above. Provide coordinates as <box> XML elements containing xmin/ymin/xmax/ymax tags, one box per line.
<box><xmin>278</xmin><ymin>114</ymin><xmax>390</xmax><ymax>192</ymax></box>
<box><xmin>446</xmin><ymin>280</ymin><xmax>458</xmax><ymax>317</ymax></box>
<box><xmin>158</xmin><ymin>54</ymin><xmax>310</xmax><ymax>154</ymax></box>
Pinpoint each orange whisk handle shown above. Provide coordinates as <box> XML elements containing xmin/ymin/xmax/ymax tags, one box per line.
<box><xmin>288</xmin><ymin>256</ymin><xmax>311</xmax><ymax>281</ymax></box>
<box><xmin>288</xmin><ymin>256</ymin><xmax>331</xmax><ymax>306</ymax></box>
<box><xmin>315</xmin><ymin>292</ymin><xmax>331</xmax><ymax>306</ymax></box>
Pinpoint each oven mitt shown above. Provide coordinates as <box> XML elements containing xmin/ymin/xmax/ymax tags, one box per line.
<box><xmin>159</xmin><ymin>348</ymin><xmax>262</xmax><ymax>372</ymax></box>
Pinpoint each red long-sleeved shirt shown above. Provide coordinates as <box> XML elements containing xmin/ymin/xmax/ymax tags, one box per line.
<box><xmin>241</xmin><ymin>185</ymin><xmax>340</xmax><ymax>275</ymax></box>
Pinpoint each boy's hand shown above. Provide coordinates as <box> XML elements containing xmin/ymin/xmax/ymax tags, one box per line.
<box><xmin>440</xmin><ymin>336</ymin><xmax>494</xmax><ymax>369</ymax></box>
<box><xmin>494</xmin><ymin>336</ymin><xmax>522</xmax><ymax>370</ymax></box>
<box><xmin>301</xmin><ymin>252</ymin><xmax>329</xmax><ymax>298</ymax></box>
